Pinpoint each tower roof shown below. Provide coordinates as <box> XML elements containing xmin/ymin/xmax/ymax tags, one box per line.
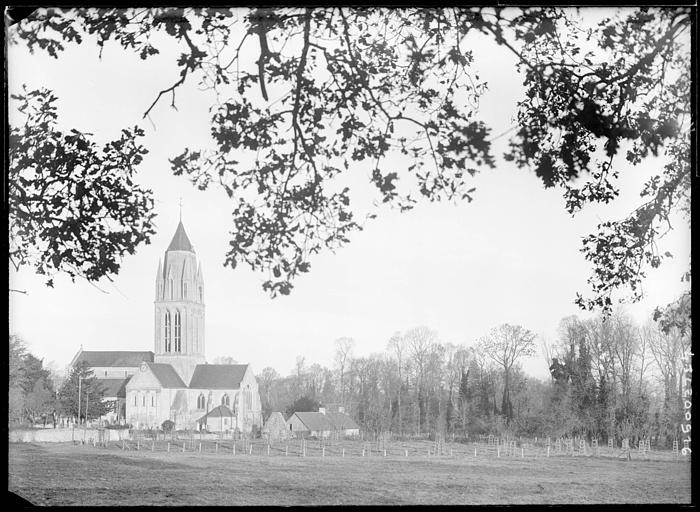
<box><xmin>167</xmin><ymin>220</ymin><xmax>194</xmax><ymax>252</ymax></box>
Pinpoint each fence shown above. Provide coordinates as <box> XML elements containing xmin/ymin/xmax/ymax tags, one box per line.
<box><xmin>67</xmin><ymin>434</ymin><xmax>688</xmax><ymax>464</ymax></box>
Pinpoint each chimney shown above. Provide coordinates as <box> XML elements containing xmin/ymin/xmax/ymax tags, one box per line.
<box><xmin>338</xmin><ymin>406</ymin><xmax>345</xmax><ymax>414</ymax></box>
<box><xmin>318</xmin><ymin>407</ymin><xmax>326</xmax><ymax>415</ymax></box>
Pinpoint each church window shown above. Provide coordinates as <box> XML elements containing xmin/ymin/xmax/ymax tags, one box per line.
<box><xmin>134</xmin><ymin>395</ymin><xmax>137</xmax><ymax>406</ymax></box>
<box><xmin>104</xmin><ymin>370</ymin><xmax>107</xmax><ymax>377</ymax></box>
<box><xmin>174</xmin><ymin>311</ymin><xmax>181</xmax><ymax>352</ymax></box>
<box><xmin>199</xmin><ymin>287</ymin><xmax>202</xmax><ymax>302</ymax></box>
<box><xmin>197</xmin><ymin>393</ymin><xmax>206</xmax><ymax>409</ymax></box>
<box><xmin>222</xmin><ymin>394</ymin><xmax>230</xmax><ymax>407</ymax></box>
<box><xmin>151</xmin><ymin>395</ymin><xmax>155</xmax><ymax>407</ymax></box>
<box><xmin>142</xmin><ymin>395</ymin><xmax>146</xmax><ymax>407</ymax></box>
<box><xmin>165</xmin><ymin>311</ymin><xmax>172</xmax><ymax>352</ymax></box>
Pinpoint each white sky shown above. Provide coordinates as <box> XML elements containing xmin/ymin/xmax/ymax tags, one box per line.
<box><xmin>7</xmin><ymin>8</ymin><xmax>691</xmax><ymax>380</ymax></box>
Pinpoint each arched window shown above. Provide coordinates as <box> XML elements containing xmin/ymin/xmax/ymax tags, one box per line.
<box><xmin>134</xmin><ymin>394</ymin><xmax>137</xmax><ymax>406</ymax></box>
<box><xmin>151</xmin><ymin>395</ymin><xmax>155</xmax><ymax>407</ymax></box>
<box><xmin>164</xmin><ymin>311</ymin><xmax>171</xmax><ymax>352</ymax></box>
<box><xmin>199</xmin><ymin>287</ymin><xmax>203</xmax><ymax>302</ymax></box>
<box><xmin>222</xmin><ymin>394</ymin><xmax>230</xmax><ymax>407</ymax></box>
<box><xmin>174</xmin><ymin>311</ymin><xmax>181</xmax><ymax>352</ymax></box>
<box><xmin>142</xmin><ymin>395</ymin><xmax>146</xmax><ymax>406</ymax></box>
<box><xmin>197</xmin><ymin>393</ymin><xmax>206</xmax><ymax>409</ymax></box>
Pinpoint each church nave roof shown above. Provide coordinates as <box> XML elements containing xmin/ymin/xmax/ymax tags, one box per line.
<box><xmin>189</xmin><ymin>364</ymin><xmax>249</xmax><ymax>389</ymax></box>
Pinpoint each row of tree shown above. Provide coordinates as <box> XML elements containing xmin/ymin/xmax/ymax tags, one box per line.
<box><xmin>256</xmin><ymin>300</ymin><xmax>691</xmax><ymax>447</ymax></box>
<box><xmin>9</xmin><ymin>336</ymin><xmax>110</xmax><ymax>425</ymax></box>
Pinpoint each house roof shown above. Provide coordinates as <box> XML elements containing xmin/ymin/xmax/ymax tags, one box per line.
<box><xmin>292</xmin><ymin>412</ymin><xmax>334</xmax><ymax>432</ymax></box>
<box><xmin>98</xmin><ymin>377</ymin><xmax>131</xmax><ymax>398</ymax></box>
<box><xmin>147</xmin><ymin>363</ymin><xmax>187</xmax><ymax>388</ymax></box>
<box><xmin>189</xmin><ymin>364</ymin><xmax>248</xmax><ymax>389</ymax></box>
<box><xmin>326</xmin><ymin>412</ymin><xmax>360</xmax><ymax>430</ymax></box>
<box><xmin>197</xmin><ymin>405</ymin><xmax>234</xmax><ymax>423</ymax></box>
<box><xmin>167</xmin><ymin>220</ymin><xmax>194</xmax><ymax>252</ymax></box>
<box><xmin>263</xmin><ymin>412</ymin><xmax>286</xmax><ymax>430</ymax></box>
<box><xmin>72</xmin><ymin>350</ymin><xmax>154</xmax><ymax>368</ymax></box>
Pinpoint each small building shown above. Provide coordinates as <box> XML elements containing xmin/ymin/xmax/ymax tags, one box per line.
<box><xmin>285</xmin><ymin>407</ymin><xmax>361</xmax><ymax>439</ymax></box>
<box><xmin>197</xmin><ymin>405</ymin><xmax>236</xmax><ymax>432</ymax></box>
<box><xmin>325</xmin><ymin>411</ymin><xmax>360</xmax><ymax>437</ymax></box>
<box><xmin>262</xmin><ymin>412</ymin><xmax>290</xmax><ymax>441</ymax></box>
<box><xmin>286</xmin><ymin>411</ymin><xmax>334</xmax><ymax>438</ymax></box>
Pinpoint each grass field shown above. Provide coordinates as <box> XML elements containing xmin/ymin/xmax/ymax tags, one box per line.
<box><xmin>8</xmin><ymin>440</ymin><xmax>692</xmax><ymax>505</ymax></box>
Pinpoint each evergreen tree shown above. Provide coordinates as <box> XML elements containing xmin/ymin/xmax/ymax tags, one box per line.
<box><xmin>58</xmin><ymin>362</ymin><xmax>111</xmax><ymax>421</ymax></box>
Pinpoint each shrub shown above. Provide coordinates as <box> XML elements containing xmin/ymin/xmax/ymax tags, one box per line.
<box><xmin>105</xmin><ymin>423</ymin><xmax>131</xmax><ymax>430</ymax></box>
<box><xmin>162</xmin><ymin>420</ymin><xmax>175</xmax><ymax>433</ymax></box>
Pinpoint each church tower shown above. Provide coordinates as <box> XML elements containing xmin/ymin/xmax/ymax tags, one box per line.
<box><xmin>154</xmin><ymin>220</ymin><xmax>205</xmax><ymax>383</ymax></box>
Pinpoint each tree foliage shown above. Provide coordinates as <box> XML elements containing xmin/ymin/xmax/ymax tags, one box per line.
<box><xmin>478</xmin><ymin>324</ymin><xmax>537</xmax><ymax>423</ymax></box>
<box><xmin>57</xmin><ymin>362</ymin><xmax>112</xmax><ymax>420</ymax></box>
<box><xmin>8</xmin><ymin>87</ymin><xmax>157</xmax><ymax>288</ymax></box>
<box><xmin>8</xmin><ymin>335</ymin><xmax>57</xmax><ymax>424</ymax></box>
<box><xmin>9</xmin><ymin>7</ymin><xmax>691</xmax><ymax>312</ymax></box>
<box><xmin>284</xmin><ymin>395</ymin><xmax>321</xmax><ymax>417</ymax></box>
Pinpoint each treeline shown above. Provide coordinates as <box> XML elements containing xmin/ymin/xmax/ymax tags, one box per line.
<box><xmin>9</xmin><ymin>336</ymin><xmax>110</xmax><ymax>425</ymax></box>
<box><xmin>256</xmin><ymin>300</ymin><xmax>691</xmax><ymax>447</ymax></box>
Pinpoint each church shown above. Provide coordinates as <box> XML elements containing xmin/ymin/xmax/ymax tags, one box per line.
<box><xmin>70</xmin><ymin>219</ymin><xmax>263</xmax><ymax>433</ymax></box>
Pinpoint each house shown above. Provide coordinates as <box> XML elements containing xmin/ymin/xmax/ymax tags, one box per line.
<box><xmin>286</xmin><ymin>407</ymin><xmax>361</xmax><ymax>438</ymax></box>
<box><xmin>325</xmin><ymin>411</ymin><xmax>360</xmax><ymax>437</ymax></box>
<box><xmin>286</xmin><ymin>411</ymin><xmax>335</xmax><ymax>438</ymax></box>
<box><xmin>262</xmin><ymin>412</ymin><xmax>290</xmax><ymax>441</ymax></box>
<box><xmin>197</xmin><ymin>405</ymin><xmax>236</xmax><ymax>432</ymax></box>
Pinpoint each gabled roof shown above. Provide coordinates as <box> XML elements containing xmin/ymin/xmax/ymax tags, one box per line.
<box><xmin>98</xmin><ymin>377</ymin><xmax>131</xmax><ymax>399</ymax></box>
<box><xmin>167</xmin><ymin>220</ymin><xmax>194</xmax><ymax>252</ymax></box>
<box><xmin>72</xmin><ymin>350</ymin><xmax>154</xmax><ymax>368</ymax></box>
<box><xmin>147</xmin><ymin>363</ymin><xmax>187</xmax><ymax>388</ymax></box>
<box><xmin>292</xmin><ymin>412</ymin><xmax>334</xmax><ymax>432</ymax></box>
<box><xmin>263</xmin><ymin>412</ymin><xmax>288</xmax><ymax>434</ymax></box>
<box><xmin>189</xmin><ymin>364</ymin><xmax>248</xmax><ymax>389</ymax></box>
<box><xmin>326</xmin><ymin>412</ymin><xmax>360</xmax><ymax>430</ymax></box>
<box><xmin>197</xmin><ymin>405</ymin><xmax>234</xmax><ymax>423</ymax></box>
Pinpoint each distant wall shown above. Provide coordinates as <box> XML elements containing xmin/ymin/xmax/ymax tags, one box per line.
<box><xmin>9</xmin><ymin>428</ymin><xmax>130</xmax><ymax>443</ymax></box>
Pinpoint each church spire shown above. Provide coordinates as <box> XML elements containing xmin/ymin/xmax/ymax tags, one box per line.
<box><xmin>167</xmin><ymin>220</ymin><xmax>194</xmax><ymax>252</ymax></box>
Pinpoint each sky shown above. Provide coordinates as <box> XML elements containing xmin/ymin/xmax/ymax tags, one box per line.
<box><xmin>7</xmin><ymin>8</ymin><xmax>691</xmax><ymax>381</ymax></box>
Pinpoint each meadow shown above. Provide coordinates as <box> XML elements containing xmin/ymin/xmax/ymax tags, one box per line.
<box><xmin>8</xmin><ymin>438</ymin><xmax>692</xmax><ymax>505</ymax></box>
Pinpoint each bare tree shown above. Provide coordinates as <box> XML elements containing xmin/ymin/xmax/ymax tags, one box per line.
<box><xmin>405</xmin><ymin>326</ymin><xmax>439</xmax><ymax>432</ymax></box>
<box><xmin>386</xmin><ymin>332</ymin><xmax>407</xmax><ymax>434</ymax></box>
<box><xmin>645</xmin><ymin>319</ymin><xmax>691</xmax><ymax>443</ymax></box>
<box><xmin>478</xmin><ymin>324</ymin><xmax>537</xmax><ymax>423</ymax></box>
<box><xmin>256</xmin><ymin>366</ymin><xmax>279</xmax><ymax>415</ymax></box>
<box><xmin>334</xmin><ymin>337</ymin><xmax>355</xmax><ymax>405</ymax></box>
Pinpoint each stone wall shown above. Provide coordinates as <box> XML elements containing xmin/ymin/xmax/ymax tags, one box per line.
<box><xmin>9</xmin><ymin>427</ymin><xmax>130</xmax><ymax>443</ymax></box>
